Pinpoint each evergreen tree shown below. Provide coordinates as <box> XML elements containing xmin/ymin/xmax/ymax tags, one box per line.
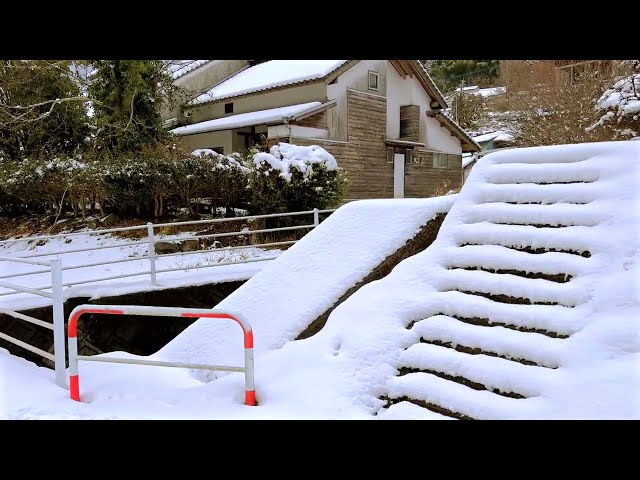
<box><xmin>422</xmin><ymin>60</ymin><xmax>501</xmax><ymax>93</ymax></box>
<box><xmin>0</xmin><ymin>60</ymin><xmax>89</xmax><ymax>160</ymax></box>
<box><xmin>89</xmin><ymin>60</ymin><xmax>177</xmax><ymax>155</ymax></box>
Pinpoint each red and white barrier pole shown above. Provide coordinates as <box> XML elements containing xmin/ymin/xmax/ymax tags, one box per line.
<box><xmin>67</xmin><ymin>305</ymin><xmax>255</xmax><ymax>406</ymax></box>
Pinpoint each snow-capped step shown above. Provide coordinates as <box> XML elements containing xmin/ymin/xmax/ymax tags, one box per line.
<box><xmin>436</xmin><ymin>268</ymin><xmax>587</xmax><ymax>307</ymax></box>
<box><xmin>386</xmin><ymin>371</ymin><xmax>543</xmax><ymax>420</ymax></box>
<box><xmin>444</xmin><ymin>244</ymin><xmax>591</xmax><ymax>280</ymax></box>
<box><xmin>455</xmin><ymin>223</ymin><xmax>597</xmax><ymax>256</ymax></box>
<box><xmin>410</xmin><ymin>315</ymin><xmax>564</xmax><ymax>368</ymax></box>
<box><xmin>464</xmin><ymin>203</ymin><xmax>602</xmax><ymax>228</ymax></box>
<box><xmin>377</xmin><ymin>400</ymin><xmax>457</xmax><ymax>420</ymax></box>
<box><xmin>399</xmin><ymin>343</ymin><xmax>554</xmax><ymax>398</ymax></box>
<box><xmin>458</xmin><ymin>243</ymin><xmax>591</xmax><ymax>258</ymax></box>
<box><xmin>473</xmin><ymin>182</ymin><xmax>599</xmax><ymax>205</ymax></box>
<box><xmin>448</xmin><ymin>266</ymin><xmax>572</xmax><ymax>283</ymax></box>
<box><xmin>382</xmin><ymin>396</ymin><xmax>473</xmax><ymax>420</ymax></box>
<box><xmin>483</xmin><ymin>161</ymin><xmax>600</xmax><ymax>185</ymax></box>
<box><xmin>422</xmin><ymin>290</ymin><xmax>583</xmax><ymax>337</ymax></box>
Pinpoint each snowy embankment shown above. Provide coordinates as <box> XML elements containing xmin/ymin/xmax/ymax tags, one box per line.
<box><xmin>158</xmin><ymin>196</ymin><xmax>456</xmax><ymax>379</ymax></box>
<box><xmin>0</xmin><ymin>230</ymin><xmax>278</xmax><ymax>312</ymax></box>
<box><xmin>3</xmin><ymin>141</ymin><xmax>638</xmax><ymax>419</ymax></box>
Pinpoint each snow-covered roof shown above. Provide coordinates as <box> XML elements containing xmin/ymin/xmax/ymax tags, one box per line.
<box><xmin>448</xmin><ymin>85</ymin><xmax>507</xmax><ymax>99</ymax></box>
<box><xmin>462</xmin><ymin>153</ymin><xmax>477</xmax><ymax>169</ymax></box>
<box><xmin>170</xmin><ymin>102</ymin><xmax>322</xmax><ymax>136</ymax></box>
<box><xmin>164</xmin><ymin>60</ymin><xmax>211</xmax><ymax>80</ymax></box>
<box><xmin>494</xmin><ymin>131</ymin><xmax>515</xmax><ymax>142</ymax></box>
<box><xmin>191</xmin><ymin>60</ymin><xmax>348</xmax><ymax>105</ymax></box>
<box><xmin>478</xmin><ymin>86</ymin><xmax>507</xmax><ymax>98</ymax></box>
<box><xmin>455</xmin><ymin>85</ymin><xmax>480</xmax><ymax>93</ymax></box>
<box><xmin>472</xmin><ymin>132</ymin><xmax>501</xmax><ymax>143</ymax></box>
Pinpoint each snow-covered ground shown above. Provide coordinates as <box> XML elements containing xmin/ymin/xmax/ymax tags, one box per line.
<box><xmin>2</xmin><ymin>140</ymin><xmax>639</xmax><ymax>419</ymax></box>
<box><xmin>0</xmin><ymin>229</ymin><xmax>279</xmax><ymax>312</ymax></box>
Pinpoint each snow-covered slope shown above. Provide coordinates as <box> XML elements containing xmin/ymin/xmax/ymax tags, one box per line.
<box><xmin>157</xmin><ymin>196</ymin><xmax>455</xmax><ymax>379</ymax></box>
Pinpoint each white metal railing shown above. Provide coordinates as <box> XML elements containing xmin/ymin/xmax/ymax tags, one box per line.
<box><xmin>0</xmin><ymin>208</ymin><xmax>335</xmax><ymax>297</ymax></box>
<box><xmin>0</xmin><ymin>256</ymin><xmax>66</xmax><ymax>388</ymax></box>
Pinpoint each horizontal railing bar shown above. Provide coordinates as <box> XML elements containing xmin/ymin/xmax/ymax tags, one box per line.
<box><xmin>0</xmin><ymin>256</ymin><xmax>149</xmax><ymax>281</ymax></box>
<box><xmin>154</xmin><ymin>256</ymin><xmax>275</xmax><ymax>274</ymax></box>
<box><xmin>170</xmin><ymin>224</ymin><xmax>314</xmax><ymax>243</ymax></box>
<box><xmin>61</xmin><ymin>255</ymin><xmax>150</xmax><ymax>271</ymax></box>
<box><xmin>0</xmin><ymin>332</ymin><xmax>55</xmax><ymax>361</ymax></box>
<box><xmin>155</xmin><ymin>240</ymin><xmax>296</xmax><ymax>259</ymax></box>
<box><xmin>9</xmin><ymin>224</ymin><xmax>309</xmax><ymax>260</ymax></box>
<box><xmin>0</xmin><ymin>208</ymin><xmax>336</xmax><ymax>247</ymax></box>
<box><xmin>19</xmin><ymin>239</ymin><xmax>149</xmax><ymax>258</ymax></box>
<box><xmin>0</xmin><ymin>255</ymin><xmax>53</xmax><ymax>267</ymax></box>
<box><xmin>0</xmin><ymin>280</ymin><xmax>53</xmax><ymax>298</ymax></box>
<box><xmin>0</xmin><ymin>224</ymin><xmax>148</xmax><ymax>245</ymax></box>
<box><xmin>0</xmin><ymin>270</ymin><xmax>153</xmax><ymax>297</ymax></box>
<box><xmin>0</xmin><ymin>308</ymin><xmax>54</xmax><ymax>330</ymax></box>
<box><xmin>61</xmin><ymin>270</ymin><xmax>152</xmax><ymax>288</ymax></box>
<box><xmin>77</xmin><ymin>355</ymin><xmax>245</xmax><ymax>372</ymax></box>
<box><xmin>0</xmin><ymin>268</ymin><xmax>51</xmax><ymax>280</ymax></box>
<box><xmin>151</xmin><ymin>210</ymin><xmax>316</xmax><ymax>228</ymax></box>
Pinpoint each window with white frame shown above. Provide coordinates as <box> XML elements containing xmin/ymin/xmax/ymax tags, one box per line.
<box><xmin>368</xmin><ymin>71</ymin><xmax>379</xmax><ymax>91</ymax></box>
<box><xmin>433</xmin><ymin>153</ymin><xmax>448</xmax><ymax>168</ymax></box>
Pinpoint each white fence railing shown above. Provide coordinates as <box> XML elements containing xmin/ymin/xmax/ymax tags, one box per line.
<box><xmin>0</xmin><ymin>256</ymin><xmax>66</xmax><ymax>387</ymax></box>
<box><xmin>0</xmin><ymin>208</ymin><xmax>335</xmax><ymax>297</ymax></box>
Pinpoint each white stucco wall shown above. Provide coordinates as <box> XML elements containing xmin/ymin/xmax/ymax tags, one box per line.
<box><xmin>385</xmin><ymin>63</ymin><xmax>462</xmax><ymax>155</ymax></box>
<box><xmin>424</xmin><ymin>117</ymin><xmax>464</xmax><ymax>154</ymax></box>
<box><xmin>177</xmin><ymin>130</ymin><xmax>233</xmax><ymax>154</ymax></box>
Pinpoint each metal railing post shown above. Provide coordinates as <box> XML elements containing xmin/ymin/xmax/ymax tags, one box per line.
<box><xmin>50</xmin><ymin>258</ymin><xmax>67</xmax><ymax>388</ymax></box>
<box><xmin>313</xmin><ymin>208</ymin><xmax>319</xmax><ymax>227</ymax></box>
<box><xmin>147</xmin><ymin>222</ymin><xmax>157</xmax><ymax>286</ymax></box>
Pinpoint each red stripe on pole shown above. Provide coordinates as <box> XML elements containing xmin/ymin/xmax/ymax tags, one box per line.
<box><xmin>244</xmin><ymin>331</ymin><xmax>254</xmax><ymax>349</ymax></box>
<box><xmin>69</xmin><ymin>309</ymin><xmax>124</xmax><ymax>337</ymax></box>
<box><xmin>70</xmin><ymin>375</ymin><xmax>80</xmax><ymax>402</ymax></box>
<box><xmin>245</xmin><ymin>390</ymin><xmax>256</xmax><ymax>406</ymax></box>
<box><xmin>181</xmin><ymin>312</ymin><xmax>248</xmax><ymax>334</ymax></box>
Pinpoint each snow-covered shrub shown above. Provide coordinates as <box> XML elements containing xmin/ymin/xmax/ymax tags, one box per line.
<box><xmin>0</xmin><ymin>156</ymin><xmax>86</xmax><ymax>214</ymax></box>
<box><xmin>190</xmin><ymin>149</ymin><xmax>249</xmax><ymax>216</ymax></box>
<box><xmin>248</xmin><ymin>143</ymin><xmax>348</xmax><ymax>215</ymax></box>
<box><xmin>587</xmin><ymin>73</ymin><xmax>640</xmax><ymax>139</ymax></box>
<box><xmin>94</xmin><ymin>154</ymin><xmax>169</xmax><ymax>218</ymax></box>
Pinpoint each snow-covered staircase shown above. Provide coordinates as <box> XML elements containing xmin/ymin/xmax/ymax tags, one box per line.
<box><xmin>379</xmin><ymin>143</ymin><xmax>636</xmax><ymax>420</ymax></box>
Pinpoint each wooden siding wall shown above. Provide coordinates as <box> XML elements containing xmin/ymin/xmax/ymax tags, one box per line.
<box><xmin>405</xmin><ymin>151</ymin><xmax>463</xmax><ymax>197</ymax></box>
<box><xmin>295</xmin><ymin>110</ymin><xmax>328</xmax><ymax>129</ymax></box>
<box><xmin>293</xmin><ymin>89</ymin><xmax>392</xmax><ymax>199</ymax></box>
<box><xmin>399</xmin><ymin>105</ymin><xmax>420</xmax><ymax>142</ymax></box>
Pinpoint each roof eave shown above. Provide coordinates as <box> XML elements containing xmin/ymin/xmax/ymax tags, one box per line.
<box><xmin>407</xmin><ymin>60</ymin><xmax>449</xmax><ymax>109</ymax></box>
<box><xmin>173</xmin><ymin>118</ymin><xmax>286</xmax><ymax>137</ymax></box>
<box><xmin>287</xmin><ymin>99</ymin><xmax>337</xmax><ymax>122</ymax></box>
<box><xmin>426</xmin><ymin>111</ymin><xmax>481</xmax><ymax>153</ymax></box>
